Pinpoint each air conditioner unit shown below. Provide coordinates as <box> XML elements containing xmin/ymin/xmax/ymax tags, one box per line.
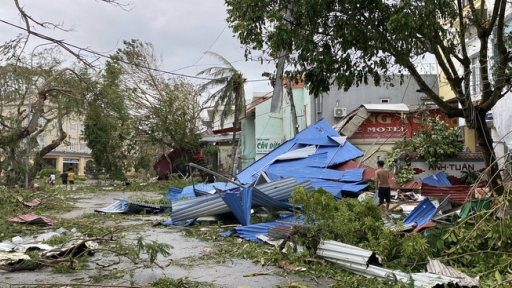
<box><xmin>334</xmin><ymin>107</ymin><xmax>347</xmax><ymax>118</ymax></box>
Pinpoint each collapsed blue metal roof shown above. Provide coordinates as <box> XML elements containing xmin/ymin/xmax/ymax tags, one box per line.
<box><xmin>221</xmin><ymin>188</ymin><xmax>252</xmax><ymax>226</ymax></box>
<box><xmin>236</xmin><ymin>119</ymin><xmax>364</xmax><ymax>195</ymax></box>
<box><xmin>402</xmin><ymin>197</ymin><xmax>449</xmax><ymax>227</ymax></box>
<box><xmin>234</xmin><ymin>215</ymin><xmax>302</xmax><ymax>242</ymax></box>
<box><xmin>422</xmin><ymin>172</ymin><xmax>452</xmax><ymax>186</ymax></box>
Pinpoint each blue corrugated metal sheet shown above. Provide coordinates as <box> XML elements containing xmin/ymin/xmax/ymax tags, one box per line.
<box><xmin>235</xmin><ymin>215</ymin><xmax>301</xmax><ymax>242</ymax></box>
<box><xmin>266</xmin><ymin>164</ymin><xmax>362</xmax><ymax>182</ymax></box>
<box><xmin>403</xmin><ymin>198</ymin><xmax>437</xmax><ymax>226</ymax></box>
<box><xmin>341</xmin><ymin>183</ymin><xmax>369</xmax><ymax>193</ymax></box>
<box><xmin>237</xmin><ymin>140</ymin><xmax>296</xmax><ymax>184</ymax></box>
<box><xmin>166</xmin><ymin>187</ymin><xmax>196</xmax><ymax>202</ymax></box>
<box><xmin>167</xmin><ymin>178</ymin><xmax>311</xmax><ymax>224</ymax></box>
<box><xmin>315</xmin><ymin>145</ymin><xmax>364</xmax><ymax>167</ymax></box>
<box><xmin>422</xmin><ymin>172</ymin><xmax>452</xmax><ymax>186</ymax></box>
<box><xmin>265</xmin><ymin>172</ymin><xmax>282</xmax><ymax>182</ymax></box>
<box><xmin>236</xmin><ymin>119</ymin><xmax>363</xmax><ymax>185</ymax></box>
<box><xmin>221</xmin><ymin>188</ymin><xmax>253</xmax><ymax>226</ymax></box>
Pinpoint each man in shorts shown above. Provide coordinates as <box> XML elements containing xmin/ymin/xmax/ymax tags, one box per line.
<box><xmin>375</xmin><ymin>160</ymin><xmax>391</xmax><ymax>211</ymax></box>
<box><xmin>60</xmin><ymin>170</ymin><xmax>68</xmax><ymax>189</ymax></box>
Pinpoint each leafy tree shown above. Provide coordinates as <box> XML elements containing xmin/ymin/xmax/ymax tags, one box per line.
<box><xmin>414</xmin><ymin>115</ymin><xmax>463</xmax><ymax>167</ymax></box>
<box><xmin>198</xmin><ymin>52</ymin><xmax>246</xmax><ymax>176</ymax></box>
<box><xmin>0</xmin><ymin>45</ymin><xmax>86</xmax><ymax>187</ymax></box>
<box><xmin>225</xmin><ymin>0</ymin><xmax>510</xmax><ymax>194</ymax></box>
<box><xmin>83</xmin><ymin>63</ymin><xmax>132</xmax><ymax>181</ymax></box>
<box><xmin>83</xmin><ymin>40</ymin><xmax>205</xmax><ymax>179</ymax></box>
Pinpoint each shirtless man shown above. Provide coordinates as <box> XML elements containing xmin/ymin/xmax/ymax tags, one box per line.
<box><xmin>375</xmin><ymin>160</ymin><xmax>391</xmax><ymax>211</ymax></box>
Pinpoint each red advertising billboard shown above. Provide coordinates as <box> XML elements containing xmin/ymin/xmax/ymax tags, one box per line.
<box><xmin>349</xmin><ymin>109</ymin><xmax>458</xmax><ymax>140</ymax></box>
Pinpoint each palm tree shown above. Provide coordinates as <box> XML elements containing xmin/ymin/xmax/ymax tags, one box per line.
<box><xmin>198</xmin><ymin>52</ymin><xmax>246</xmax><ymax>177</ymax></box>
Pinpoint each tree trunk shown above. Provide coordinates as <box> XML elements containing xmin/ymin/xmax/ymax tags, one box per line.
<box><xmin>27</xmin><ymin>133</ymin><xmax>67</xmax><ymax>188</ymax></box>
<box><xmin>229</xmin><ymin>94</ymin><xmax>239</xmax><ymax>178</ymax></box>
<box><xmin>474</xmin><ymin>111</ymin><xmax>504</xmax><ymax>195</ymax></box>
<box><xmin>287</xmin><ymin>78</ymin><xmax>299</xmax><ymax>136</ymax></box>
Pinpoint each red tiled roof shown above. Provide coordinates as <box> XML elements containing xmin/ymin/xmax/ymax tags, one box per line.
<box><xmin>246</xmin><ymin>96</ymin><xmax>272</xmax><ymax>112</ymax></box>
<box><xmin>421</xmin><ymin>183</ymin><xmax>474</xmax><ymax>203</ymax></box>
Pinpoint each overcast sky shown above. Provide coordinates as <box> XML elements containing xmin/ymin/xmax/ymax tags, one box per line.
<box><xmin>0</xmin><ymin>0</ymin><xmax>274</xmax><ymax>99</ymax></box>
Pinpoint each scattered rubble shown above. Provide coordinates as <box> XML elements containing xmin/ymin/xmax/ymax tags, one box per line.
<box><xmin>8</xmin><ymin>213</ymin><xmax>53</xmax><ymax>226</ymax></box>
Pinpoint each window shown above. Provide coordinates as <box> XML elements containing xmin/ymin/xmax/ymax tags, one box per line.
<box><xmin>80</xmin><ymin>124</ymin><xmax>85</xmax><ymax>132</ymax></box>
<box><xmin>37</xmin><ymin>135</ymin><xmax>44</xmax><ymax>147</ymax></box>
<box><xmin>70</xmin><ymin>142</ymin><xmax>76</xmax><ymax>150</ymax></box>
<box><xmin>80</xmin><ymin>143</ymin><xmax>86</xmax><ymax>151</ymax></box>
<box><xmin>380</xmin><ymin>98</ymin><xmax>390</xmax><ymax>103</ymax></box>
<box><xmin>38</xmin><ymin>118</ymin><xmax>46</xmax><ymax>126</ymax></box>
<box><xmin>53</xmin><ymin>120</ymin><xmax>59</xmax><ymax>128</ymax></box>
<box><xmin>470</xmin><ymin>56</ymin><xmax>481</xmax><ymax>97</ymax></box>
<box><xmin>70</xmin><ymin>123</ymin><xmax>77</xmax><ymax>131</ymax></box>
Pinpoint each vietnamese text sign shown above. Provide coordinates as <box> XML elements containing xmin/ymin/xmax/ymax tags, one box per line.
<box><xmin>256</xmin><ymin>137</ymin><xmax>281</xmax><ymax>153</ymax></box>
<box><xmin>350</xmin><ymin>110</ymin><xmax>458</xmax><ymax>140</ymax></box>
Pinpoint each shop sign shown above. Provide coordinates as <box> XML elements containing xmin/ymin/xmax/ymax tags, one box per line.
<box><xmin>63</xmin><ymin>158</ymin><xmax>80</xmax><ymax>163</ymax></box>
<box><xmin>256</xmin><ymin>137</ymin><xmax>281</xmax><ymax>153</ymax></box>
<box><xmin>349</xmin><ymin>110</ymin><xmax>458</xmax><ymax>140</ymax></box>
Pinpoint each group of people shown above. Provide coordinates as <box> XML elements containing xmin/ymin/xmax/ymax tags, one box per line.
<box><xmin>46</xmin><ymin>168</ymin><xmax>76</xmax><ymax>190</ymax></box>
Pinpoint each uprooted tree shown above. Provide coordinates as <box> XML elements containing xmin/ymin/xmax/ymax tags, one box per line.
<box><xmin>225</xmin><ymin>0</ymin><xmax>511</xmax><ymax>194</ymax></box>
<box><xmin>0</xmin><ymin>42</ymin><xmax>87</xmax><ymax>187</ymax></box>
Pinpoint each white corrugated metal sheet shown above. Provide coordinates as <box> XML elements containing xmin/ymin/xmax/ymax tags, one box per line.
<box><xmin>317</xmin><ymin>240</ymin><xmax>462</xmax><ymax>288</ymax></box>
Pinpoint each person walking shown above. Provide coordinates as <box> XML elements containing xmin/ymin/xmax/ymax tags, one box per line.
<box><xmin>67</xmin><ymin>168</ymin><xmax>75</xmax><ymax>191</ymax></box>
<box><xmin>375</xmin><ymin>160</ymin><xmax>391</xmax><ymax>211</ymax></box>
<box><xmin>60</xmin><ymin>170</ymin><xmax>68</xmax><ymax>189</ymax></box>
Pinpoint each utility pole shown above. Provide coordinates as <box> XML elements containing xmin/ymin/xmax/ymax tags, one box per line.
<box><xmin>287</xmin><ymin>77</ymin><xmax>299</xmax><ymax>136</ymax></box>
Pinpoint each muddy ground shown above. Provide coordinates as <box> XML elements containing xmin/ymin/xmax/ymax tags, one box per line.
<box><xmin>1</xmin><ymin>190</ymin><xmax>331</xmax><ymax>288</ymax></box>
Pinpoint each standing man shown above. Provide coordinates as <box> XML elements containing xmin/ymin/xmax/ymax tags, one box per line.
<box><xmin>375</xmin><ymin>160</ymin><xmax>391</xmax><ymax>211</ymax></box>
<box><xmin>60</xmin><ymin>170</ymin><xmax>68</xmax><ymax>189</ymax></box>
<box><xmin>68</xmin><ymin>168</ymin><xmax>75</xmax><ymax>191</ymax></box>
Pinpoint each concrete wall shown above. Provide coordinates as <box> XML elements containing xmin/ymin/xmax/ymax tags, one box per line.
<box><xmin>315</xmin><ymin>74</ymin><xmax>438</xmax><ymax>125</ymax></box>
<box><xmin>254</xmin><ymin>99</ymin><xmax>283</xmax><ymax>161</ymax></box>
<box><xmin>282</xmin><ymin>87</ymin><xmax>312</xmax><ymax>139</ymax></box>
<box><xmin>240</xmin><ymin>117</ymin><xmax>256</xmax><ymax>170</ymax></box>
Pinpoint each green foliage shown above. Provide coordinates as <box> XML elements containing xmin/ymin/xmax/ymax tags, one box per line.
<box><xmin>201</xmin><ymin>144</ymin><xmax>220</xmax><ymax>158</ymax></box>
<box><xmin>39</xmin><ymin>168</ymin><xmax>61</xmax><ymax>179</ymax></box>
<box><xmin>414</xmin><ymin>115</ymin><xmax>463</xmax><ymax>167</ymax></box>
<box><xmin>290</xmin><ymin>187</ymin><xmax>430</xmax><ymax>270</ymax></box>
<box><xmin>152</xmin><ymin>277</ymin><xmax>221</xmax><ymax>288</ymax></box>
<box><xmin>393</xmin><ymin>165</ymin><xmax>414</xmax><ymax>186</ymax></box>
<box><xmin>437</xmin><ymin>194</ymin><xmax>512</xmax><ymax>285</ymax></box>
<box><xmin>460</xmin><ymin>170</ymin><xmax>481</xmax><ymax>185</ymax></box>
<box><xmin>386</xmin><ymin>115</ymin><xmax>462</xmax><ymax>173</ymax></box>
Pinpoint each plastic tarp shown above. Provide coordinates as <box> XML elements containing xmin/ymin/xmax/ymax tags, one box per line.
<box><xmin>493</xmin><ymin>93</ymin><xmax>512</xmax><ymax>150</ymax></box>
<box><xmin>221</xmin><ymin>188</ymin><xmax>253</xmax><ymax>226</ymax></box>
<box><xmin>422</xmin><ymin>172</ymin><xmax>452</xmax><ymax>186</ymax></box>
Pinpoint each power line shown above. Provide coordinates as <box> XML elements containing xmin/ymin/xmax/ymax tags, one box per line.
<box><xmin>173</xmin><ymin>24</ymin><xmax>228</xmax><ymax>73</ymax></box>
<box><xmin>0</xmin><ymin>19</ymin><xmax>270</xmax><ymax>83</ymax></box>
